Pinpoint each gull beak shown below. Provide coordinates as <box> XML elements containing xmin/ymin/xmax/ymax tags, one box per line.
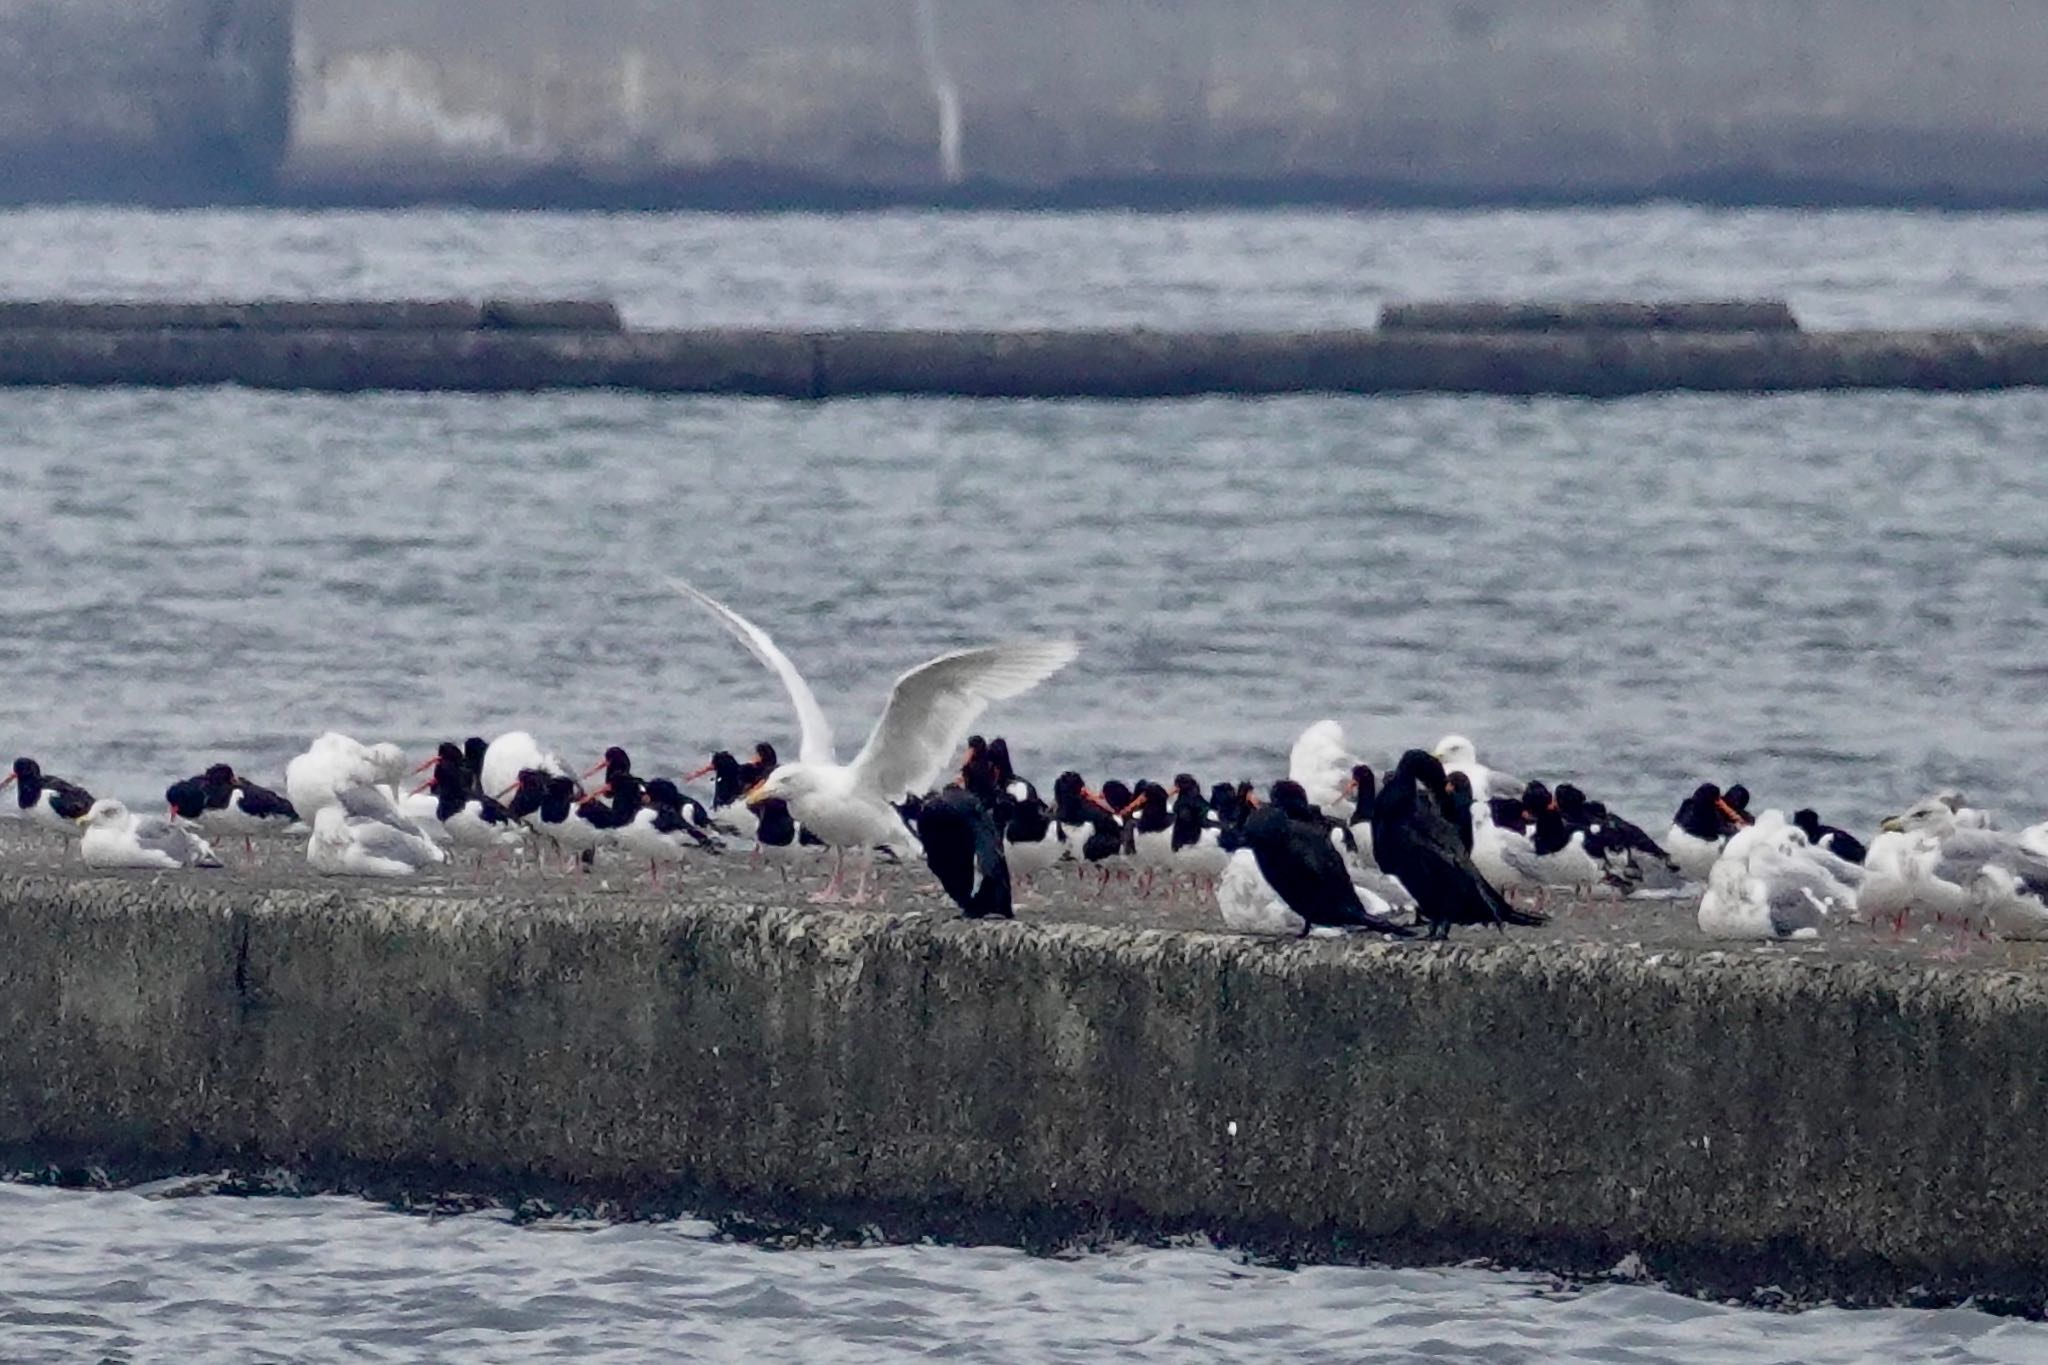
<box><xmin>742</xmin><ymin>781</ymin><xmax>771</xmax><ymax>809</ymax></box>
<box><xmin>73</xmin><ymin>811</ymin><xmax>90</xmax><ymax>825</ymax></box>
<box><xmin>581</xmin><ymin>758</ymin><xmax>610</xmax><ymax>781</ymax></box>
<box><xmin>409</xmin><ymin>755</ymin><xmax>437</xmax><ymax>776</ymax></box>
<box><xmin>1715</xmin><ymin>797</ymin><xmax>1749</xmax><ymax>826</ymax></box>
<box><xmin>1116</xmin><ymin>793</ymin><xmax>1148</xmax><ymax>818</ymax></box>
<box><xmin>1879</xmin><ymin>815</ymin><xmax>1904</xmax><ymax>833</ymax></box>
<box><xmin>684</xmin><ymin>762</ymin><xmax>715</xmax><ymax>782</ymax></box>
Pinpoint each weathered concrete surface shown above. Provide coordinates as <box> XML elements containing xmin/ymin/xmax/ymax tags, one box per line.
<box><xmin>0</xmin><ymin>328</ymin><xmax>816</xmax><ymax>395</ymax></box>
<box><xmin>1381</xmin><ymin>301</ymin><xmax>1801</xmax><ymax>334</ymax></box>
<box><xmin>4</xmin><ymin>869</ymin><xmax>2048</xmax><ymax>1306</ymax></box>
<box><xmin>280</xmin><ymin>0</ymin><xmax>2048</xmax><ymax>207</ymax></box>
<box><xmin>0</xmin><ymin>324</ymin><xmax>2046</xmax><ymax>397</ymax></box>
<box><xmin>0</xmin><ymin>300</ymin><xmax>621</xmax><ymax>332</ymax></box>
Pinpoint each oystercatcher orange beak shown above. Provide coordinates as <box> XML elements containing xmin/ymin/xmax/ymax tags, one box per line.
<box><xmin>409</xmin><ymin>754</ymin><xmax>437</xmax><ymax>776</ymax></box>
<box><xmin>684</xmin><ymin>761</ymin><xmax>715</xmax><ymax>782</ymax></box>
<box><xmin>1116</xmin><ymin>793</ymin><xmax>1148</xmax><ymax>818</ymax></box>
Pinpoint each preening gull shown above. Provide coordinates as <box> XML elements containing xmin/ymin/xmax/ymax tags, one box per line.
<box><xmin>307</xmin><ymin>803</ymin><xmax>445</xmax><ymax>878</ymax></box>
<box><xmin>481</xmin><ymin>731</ymin><xmax>572</xmax><ymax>805</ymax></box>
<box><xmin>1288</xmin><ymin>720</ymin><xmax>1359</xmax><ymax>816</ymax></box>
<box><xmin>284</xmin><ymin>733</ymin><xmax>410</xmax><ymax>822</ymax></box>
<box><xmin>1696</xmin><ymin>810</ymin><xmax>1857</xmax><ymax>940</ymax></box>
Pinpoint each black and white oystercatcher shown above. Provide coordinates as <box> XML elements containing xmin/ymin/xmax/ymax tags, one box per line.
<box><xmin>5</xmin><ymin>757</ymin><xmax>93</xmax><ymax>837</ymax></box>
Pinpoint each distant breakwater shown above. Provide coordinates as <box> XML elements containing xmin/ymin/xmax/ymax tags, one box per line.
<box><xmin>0</xmin><ymin>297</ymin><xmax>2045</xmax><ymax>397</ymax></box>
<box><xmin>6</xmin><ymin>871</ymin><xmax>2048</xmax><ymax>1309</ymax></box>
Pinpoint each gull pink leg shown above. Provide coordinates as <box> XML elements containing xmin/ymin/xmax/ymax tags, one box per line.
<box><xmin>811</xmin><ymin>847</ymin><xmax>846</xmax><ymax>903</ymax></box>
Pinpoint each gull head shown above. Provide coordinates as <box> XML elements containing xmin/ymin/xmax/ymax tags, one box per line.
<box><xmin>78</xmin><ymin>797</ymin><xmax>128</xmax><ymax>828</ymax></box>
<box><xmin>1432</xmin><ymin>735</ymin><xmax>1478</xmax><ymax>769</ymax></box>
<box><xmin>744</xmin><ymin>763</ymin><xmax>816</xmax><ymax>807</ymax></box>
<box><xmin>1881</xmin><ymin>797</ymin><xmax>1957</xmax><ymax>839</ymax></box>
<box><xmin>366</xmin><ymin>742</ymin><xmax>408</xmax><ymax>788</ymax></box>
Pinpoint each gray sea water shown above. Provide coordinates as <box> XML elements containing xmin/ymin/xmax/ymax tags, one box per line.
<box><xmin>8</xmin><ymin>1184</ymin><xmax>2048</xmax><ymax>1365</ymax></box>
<box><xmin>5</xmin><ymin>204</ymin><xmax>2048</xmax><ymax>1358</ymax></box>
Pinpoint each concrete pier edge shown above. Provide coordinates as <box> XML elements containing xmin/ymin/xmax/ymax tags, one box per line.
<box><xmin>0</xmin><ymin>324</ymin><xmax>2042</xmax><ymax>397</ymax></box>
<box><xmin>5</xmin><ymin>872</ymin><xmax>2046</xmax><ymax>1311</ymax></box>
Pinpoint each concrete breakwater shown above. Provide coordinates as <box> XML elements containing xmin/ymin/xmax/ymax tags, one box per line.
<box><xmin>5</xmin><ymin>870</ymin><xmax>2048</xmax><ymax>1307</ymax></box>
<box><xmin>1</xmin><ymin>307</ymin><xmax>2047</xmax><ymax>396</ymax></box>
<box><xmin>0</xmin><ymin>299</ymin><xmax>624</xmax><ymax>333</ymax></box>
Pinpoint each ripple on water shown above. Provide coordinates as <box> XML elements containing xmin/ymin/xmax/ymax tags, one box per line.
<box><xmin>6</xmin><ymin>1186</ymin><xmax>2047</xmax><ymax>1363</ymax></box>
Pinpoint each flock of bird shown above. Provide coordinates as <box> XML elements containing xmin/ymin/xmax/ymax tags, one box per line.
<box><xmin>8</xmin><ymin>578</ymin><xmax>2048</xmax><ymax>949</ymax></box>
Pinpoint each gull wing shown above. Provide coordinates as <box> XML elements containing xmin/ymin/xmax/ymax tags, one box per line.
<box><xmin>1497</xmin><ymin>832</ymin><xmax>1544</xmax><ymax>883</ymax></box>
<box><xmin>848</xmin><ymin>640</ymin><xmax>1078</xmax><ymax>801</ymax></box>
<box><xmin>666</xmin><ymin>577</ymin><xmax>835</xmax><ymax>766</ymax></box>
<box><xmin>351</xmin><ymin>818</ymin><xmax>443</xmax><ymax>868</ymax></box>
<box><xmin>132</xmin><ymin>816</ymin><xmax>215</xmax><ymax>866</ymax></box>
<box><xmin>336</xmin><ymin>785</ymin><xmax>431</xmax><ymax>840</ymax></box>
<box><xmin>1938</xmin><ymin>827</ymin><xmax>2048</xmax><ymax>890</ymax></box>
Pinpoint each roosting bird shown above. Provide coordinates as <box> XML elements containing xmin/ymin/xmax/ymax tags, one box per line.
<box><xmin>1372</xmin><ymin>750</ymin><xmax>1547</xmax><ymax>940</ymax></box>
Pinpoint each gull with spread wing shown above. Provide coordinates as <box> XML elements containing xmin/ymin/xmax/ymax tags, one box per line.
<box><xmin>667</xmin><ymin>579</ymin><xmax>1079</xmax><ymax>904</ymax></box>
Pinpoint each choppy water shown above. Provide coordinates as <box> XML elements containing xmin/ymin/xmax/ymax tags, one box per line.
<box><xmin>5</xmin><ymin>205</ymin><xmax>2048</xmax><ymax>1356</ymax></box>
<box><xmin>2</xmin><ymin>203</ymin><xmax>2047</xmax><ymax>332</ymax></box>
<box><xmin>3</xmin><ymin>382</ymin><xmax>2045</xmax><ymax>831</ymax></box>
<box><xmin>7</xmin><ymin>1184</ymin><xmax>2048</xmax><ymax>1364</ymax></box>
